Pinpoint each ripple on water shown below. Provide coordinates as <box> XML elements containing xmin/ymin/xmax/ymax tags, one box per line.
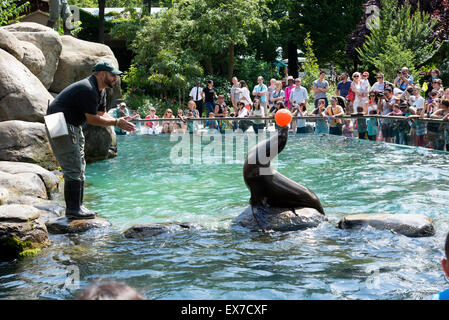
<box><xmin>2</xmin><ymin>134</ymin><xmax>449</xmax><ymax>300</ymax></box>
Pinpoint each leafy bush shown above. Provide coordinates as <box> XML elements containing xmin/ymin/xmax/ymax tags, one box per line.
<box><xmin>233</xmin><ymin>54</ymin><xmax>279</xmax><ymax>90</ymax></box>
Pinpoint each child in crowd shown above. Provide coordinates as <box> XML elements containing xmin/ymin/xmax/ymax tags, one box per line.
<box><xmin>342</xmin><ymin>119</ymin><xmax>353</xmax><ymax>138</ymax></box>
<box><xmin>356</xmin><ymin>106</ymin><xmax>367</xmax><ymax>140</ymax></box>
<box><xmin>204</xmin><ymin>112</ymin><xmax>219</xmax><ymax>134</ymax></box>
<box><xmin>313</xmin><ymin>99</ymin><xmax>329</xmax><ymax>134</ymax></box>
<box><xmin>407</xmin><ymin>105</ymin><xmax>427</xmax><ymax>147</ymax></box>
<box><xmin>366</xmin><ymin>109</ymin><xmax>379</xmax><ymax>141</ymax></box>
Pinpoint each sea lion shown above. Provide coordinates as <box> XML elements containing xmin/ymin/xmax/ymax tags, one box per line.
<box><xmin>243</xmin><ymin>126</ymin><xmax>325</xmax><ymax>230</ymax></box>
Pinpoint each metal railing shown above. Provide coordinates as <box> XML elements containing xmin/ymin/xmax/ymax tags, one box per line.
<box><xmin>126</xmin><ymin>115</ymin><xmax>449</xmax><ymax>152</ymax></box>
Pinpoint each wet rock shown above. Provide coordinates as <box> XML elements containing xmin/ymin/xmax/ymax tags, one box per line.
<box><xmin>46</xmin><ymin>216</ymin><xmax>112</xmax><ymax>234</ymax></box>
<box><xmin>33</xmin><ymin>204</ymin><xmax>64</xmax><ymax>224</ymax></box>
<box><xmin>234</xmin><ymin>206</ymin><xmax>325</xmax><ymax>232</ymax></box>
<box><xmin>123</xmin><ymin>223</ymin><xmax>194</xmax><ymax>239</ymax></box>
<box><xmin>338</xmin><ymin>214</ymin><xmax>435</xmax><ymax>237</ymax></box>
<box><xmin>0</xmin><ymin>204</ymin><xmax>50</xmax><ymax>260</ymax></box>
<box><xmin>84</xmin><ymin>124</ymin><xmax>117</xmax><ymax>162</ymax></box>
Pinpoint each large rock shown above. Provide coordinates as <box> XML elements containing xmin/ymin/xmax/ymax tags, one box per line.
<box><xmin>46</xmin><ymin>216</ymin><xmax>112</xmax><ymax>234</ymax></box>
<box><xmin>3</xmin><ymin>22</ymin><xmax>62</xmax><ymax>88</ymax></box>
<box><xmin>20</xmin><ymin>40</ymin><xmax>45</xmax><ymax>76</ymax></box>
<box><xmin>0</xmin><ymin>120</ymin><xmax>57</xmax><ymax>170</ymax></box>
<box><xmin>0</xmin><ymin>171</ymin><xmax>47</xmax><ymax>200</ymax></box>
<box><xmin>338</xmin><ymin>214</ymin><xmax>435</xmax><ymax>237</ymax></box>
<box><xmin>234</xmin><ymin>206</ymin><xmax>325</xmax><ymax>232</ymax></box>
<box><xmin>0</xmin><ymin>49</ymin><xmax>53</xmax><ymax>122</ymax></box>
<box><xmin>50</xmin><ymin>36</ymin><xmax>121</xmax><ymax>107</ymax></box>
<box><xmin>84</xmin><ymin>124</ymin><xmax>117</xmax><ymax>162</ymax></box>
<box><xmin>0</xmin><ymin>161</ymin><xmax>59</xmax><ymax>196</ymax></box>
<box><xmin>0</xmin><ymin>204</ymin><xmax>50</xmax><ymax>260</ymax></box>
<box><xmin>0</xmin><ymin>28</ymin><xmax>23</xmax><ymax>61</ymax></box>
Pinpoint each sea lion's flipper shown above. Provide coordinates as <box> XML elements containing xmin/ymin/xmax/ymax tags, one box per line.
<box><xmin>251</xmin><ymin>205</ymin><xmax>272</xmax><ymax>233</ymax></box>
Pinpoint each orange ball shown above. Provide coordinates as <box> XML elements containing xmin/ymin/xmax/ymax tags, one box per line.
<box><xmin>275</xmin><ymin>109</ymin><xmax>292</xmax><ymax>127</ymax></box>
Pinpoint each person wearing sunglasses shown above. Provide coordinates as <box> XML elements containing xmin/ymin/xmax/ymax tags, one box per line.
<box><xmin>351</xmin><ymin>72</ymin><xmax>369</xmax><ymax>114</ymax></box>
<box><xmin>161</xmin><ymin>109</ymin><xmax>174</xmax><ymax>134</ymax></box>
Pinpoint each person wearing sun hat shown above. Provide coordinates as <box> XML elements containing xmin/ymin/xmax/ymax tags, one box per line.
<box><xmin>46</xmin><ymin>60</ymin><xmax>135</xmax><ymax>220</ymax></box>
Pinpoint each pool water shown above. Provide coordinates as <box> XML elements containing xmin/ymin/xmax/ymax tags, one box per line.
<box><xmin>1</xmin><ymin>133</ymin><xmax>449</xmax><ymax>300</ymax></box>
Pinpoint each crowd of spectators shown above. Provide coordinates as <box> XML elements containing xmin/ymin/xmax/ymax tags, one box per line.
<box><xmin>115</xmin><ymin>67</ymin><xmax>449</xmax><ymax>151</ymax></box>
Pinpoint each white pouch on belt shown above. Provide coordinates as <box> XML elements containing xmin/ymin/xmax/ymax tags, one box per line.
<box><xmin>44</xmin><ymin>112</ymin><xmax>69</xmax><ymax>138</ymax></box>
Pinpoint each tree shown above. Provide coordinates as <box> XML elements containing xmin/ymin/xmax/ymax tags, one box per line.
<box><xmin>132</xmin><ymin>0</ymin><xmax>274</xmax><ymax>80</ymax></box>
<box><xmin>98</xmin><ymin>0</ymin><xmax>105</xmax><ymax>43</ymax></box>
<box><xmin>357</xmin><ymin>0</ymin><xmax>437</xmax><ymax>72</ymax></box>
<box><xmin>0</xmin><ymin>0</ymin><xmax>29</xmax><ymax>26</ymax></box>
<box><xmin>301</xmin><ymin>32</ymin><xmax>320</xmax><ymax>92</ymax></box>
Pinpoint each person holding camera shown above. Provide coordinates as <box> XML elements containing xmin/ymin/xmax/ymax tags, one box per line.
<box><xmin>395</xmin><ymin>67</ymin><xmax>414</xmax><ymax>91</ymax></box>
<box><xmin>377</xmin><ymin>88</ymin><xmax>395</xmax><ymax>143</ymax></box>
<box><xmin>289</xmin><ymin>78</ymin><xmax>309</xmax><ymax>133</ymax></box>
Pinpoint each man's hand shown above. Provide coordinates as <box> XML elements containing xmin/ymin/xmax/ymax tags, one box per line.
<box><xmin>117</xmin><ymin>117</ymin><xmax>136</xmax><ymax>132</ymax></box>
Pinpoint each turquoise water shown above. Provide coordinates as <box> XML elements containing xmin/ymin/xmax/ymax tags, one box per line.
<box><xmin>1</xmin><ymin>133</ymin><xmax>449</xmax><ymax>299</ymax></box>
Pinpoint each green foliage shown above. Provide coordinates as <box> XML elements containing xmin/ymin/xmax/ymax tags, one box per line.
<box><xmin>233</xmin><ymin>54</ymin><xmax>280</xmax><ymax>90</ymax></box>
<box><xmin>357</xmin><ymin>0</ymin><xmax>437</xmax><ymax>72</ymax></box>
<box><xmin>372</xmin><ymin>34</ymin><xmax>421</xmax><ymax>84</ymax></box>
<box><xmin>301</xmin><ymin>33</ymin><xmax>320</xmax><ymax>93</ymax></box>
<box><xmin>0</xmin><ymin>0</ymin><xmax>29</xmax><ymax>26</ymax></box>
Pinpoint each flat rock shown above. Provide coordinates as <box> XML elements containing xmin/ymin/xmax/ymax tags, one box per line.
<box><xmin>0</xmin><ymin>204</ymin><xmax>41</xmax><ymax>222</ymax></box>
<box><xmin>338</xmin><ymin>213</ymin><xmax>435</xmax><ymax>237</ymax></box>
<box><xmin>46</xmin><ymin>216</ymin><xmax>112</xmax><ymax>234</ymax></box>
<box><xmin>234</xmin><ymin>206</ymin><xmax>325</xmax><ymax>232</ymax></box>
<box><xmin>124</xmin><ymin>223</ymin><xmax>195</xmax><ymax>239</ymax></box>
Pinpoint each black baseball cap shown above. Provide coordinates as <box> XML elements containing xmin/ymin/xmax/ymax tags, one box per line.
<box><xmin>92</xmin><ymin>61</ymin><xmax>122</xmax><ymax>75</ymax></box>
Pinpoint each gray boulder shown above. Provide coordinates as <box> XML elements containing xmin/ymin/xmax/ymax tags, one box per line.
<box><xmin>0</xmin><ymin>161</ymin><xmax>60</xmax><ymax>196</ymax></box>
<box><xmin>0</xmin><ymin>171</ymin><xmax>47</xmax><ymax>200</ymax></box>
<box><xmin>234</xmin><ymin>206</ymin><xmax>325</xmax><ymax>232</ymax></box>
<box><xmin>49</xmin><ymin>36</ymin><xmax>121</xmax><ymax>108</ymax></box>
<box><xmin>124</xmin><ymin>223</ymin><xmax>195</xmax><ymax>239</ymax></box>
<box><xmin>0</xmin><ymin>28</ymin><xmax>23</xmax><ymax>61</ymax></box>
<box><xmin>84</xmin><ymin>124</ymin><xmax>117</xmax><ymax>162</ymax></box>
<box><xmin>46</xmin><ymin>216</ymin><xmax>112</xmax><ymax>234</ymax></box>
<box><xmin>0</xmin><ymin>49</ymin><xmax>53</xmax><ymax>123</ymax></box>
<box><xmin>338</xmin><ymin>213</ymin><xmax>435</xmax><ymax>237</ymax></box>
<box><xmin>3</xmin><ymin>22</ymin><xmax>62</xmax><ymax>89</ymax></box>
<box><xmin>0</xmin><ymin>204</ymin><xmax>50</xmax><ymax>260</ymax></box>
<box><xmin>0</xmin><ymin>120</ymin><xmax>57</xmax><ymax>170</ymax></box>
<box><xmin>20</xmin><ymin>40</ymin><xmax>45</xmax><ymax>76</ymax></box>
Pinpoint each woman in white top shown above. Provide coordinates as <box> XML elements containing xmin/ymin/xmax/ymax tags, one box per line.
<box><xmin>237</xmin><ymin>80</ymin><xmax>252</xmax><ymax>111</ymax></box>
<box><xmin>351</xmin><ymin>72</ymin><xmax>369</xmax><ymax>111</ymax></box>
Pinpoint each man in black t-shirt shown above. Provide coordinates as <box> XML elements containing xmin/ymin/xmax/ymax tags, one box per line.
<box><xmin>201</xmin><ymin>80</ymin><xmax>218</xmax><ymax>116</ymax></box>
<box><xmin>46</xmin><ymin>61</ymin><xmax>135</xmax><ymax>219</ymax></box>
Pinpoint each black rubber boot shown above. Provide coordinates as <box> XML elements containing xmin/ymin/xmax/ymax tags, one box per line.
<box><xmin>65</xmin><ymin>180</ymin><xmax>96</xmax><ymax>220</ymax></box>
<box><xmin>80</xmin><ymin>181</ymin><xmax>97</xmax><ymax>216</ymax></box>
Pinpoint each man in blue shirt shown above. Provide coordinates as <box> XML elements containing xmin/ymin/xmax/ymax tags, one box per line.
<box><xmin>253</xmin><ymin>76</ymin><xmax>268</xmax><ymax>115</ymax></box>
<box><xmin>336</xmin><ymin>72</ymin><xmax>352</xmax><ymax>98</ymax></box>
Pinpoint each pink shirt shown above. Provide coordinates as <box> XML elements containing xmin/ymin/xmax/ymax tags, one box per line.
<box><xmin>145</xmin><ymin>114</ymin><xmax>158</xmax><ymax>128</ymax></box>
<box><xmin>284</xmin><ymin>85</ymin><xmax>295</xmax><ymax>109</ymax></box>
